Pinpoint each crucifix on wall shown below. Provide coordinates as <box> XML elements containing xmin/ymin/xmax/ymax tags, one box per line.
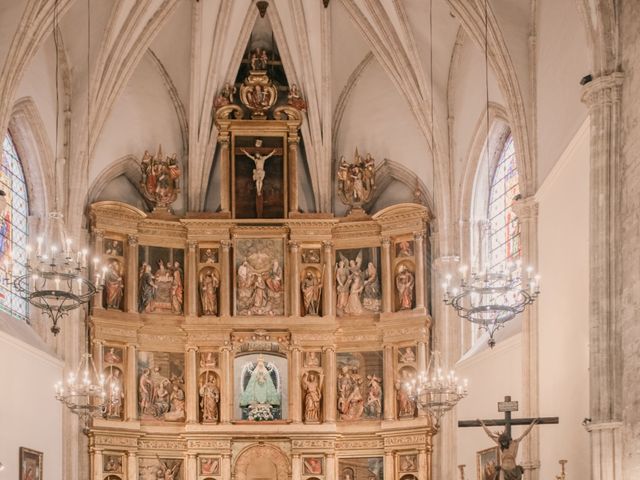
<box><xmin>459</xmin><ymin>396</ymin><xmax>559</xmax><ymax>480</ymax></box>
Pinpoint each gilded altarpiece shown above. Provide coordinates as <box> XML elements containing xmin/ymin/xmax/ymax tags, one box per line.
<box><xmin>88</xmin><ymin>201</ymin><xmax>434</xmax><ymax>480</ymax></box>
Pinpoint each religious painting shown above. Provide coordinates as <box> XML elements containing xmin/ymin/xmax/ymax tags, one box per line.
<box><xmin>395</xmin><ymin>239</ymin><xmax>414</xmax><ymax>258</ymax></box>
<box><xmin>137</xmin><ymin>351</ymin><xmax>186</xmax><ymax>422</ymax></box>
<box><xmin>102</xmin><ymin>258</ymin><xmax>124</xmax><ymax>311</ymax></box>
<box><xmin>398</xmin><ymin>454</ymin><xmax>417</xmax><ymax>472</ymax></box>
<box><xmin>394</xmin><ymin>261</ymin><xmax>415</xmax><ymax>311</ymax></box>
<box><xmin>303</xmin><ymin>457</ymin><xmax>323</xmax><ymax>475</ymax></box>
<box><xmin>234</xmin><ymin>238</ymin><xmax>285</xmax><ymax>316</ymax></box>
<box><xmin>199</xmin><ymin>457</ymin><xmax>220</xmax><ymax>476</ymax></box>
<box><xmin>233</xmin><ymin>136</ymin><xmax>286</xmax><ymax>219</ymax></box>
<box><xmin>199</xmin><ymin>247</ymin><xmax>219</xmax><ymax>265</ymax></box>
<box><xmin>199</xmin><ymin>267</ymin><xmax>220</xmax><ymax>316</ymax></box>
<box><xmin>104</xmin><ymin>239</ymin><xmax>124</xmax><ymax>257</ymax></box>
<box><xmin>139</xmin><ymin>146</ymin><xmax>181</xmax><ymax>210</ymax></box>
<box><xmin>336</xmin><ymin>351</ymin><xmax>383</xmax><ymax>421</ymax></box>
<box><xmin>477</xmin><ymin>447</ymin><xmax>500</xmax><ymax>480</ymax></box>
<box><xmin>304</xmin><ymin>351</ymin><xmax>321</xmax><ymax>368</ymax></box>
<box><xmin>338</xmin><ymin>458</ymin><xmax>383</xmax><ymax>480</ymax></box>
<box><xmin>302</xmin><ymin>248</ymin><xmax>321</xmax><ymax>264</ymax></box>
<box><xmin>396</xmin><ymin>365</ymin><xmax>417</xmax><ymax>419</ymax></box>
<box><xmin>138</xmin><ymin>457</ymin><xmax>183</xmax><ymax>480</ymax></box>
<box><xmin>19</xmin><ymin>447</ymin><xmax>43</xmax><ymax>480</ymax></box>
<box><xmin>234</xmin><ymin>352</ymin><xmax>288</xmax><ymax>421</ymax></box>
<box><xmin>335</xmin><ymin>247</ymin><xmax>381</xmax><ymax>316</ymax></box>
<box><xmin>199</xmin><ymin>351</ymin><xmax>219</xmax><ymax>370</ymax></box>
<box><xmin>138</xmin><ymin>245</ymin><xmax>184</xmax><ymax>314</ymax></box>
<box><xmin>103</xmin><ymin>454</ymin><xmax>124</xmax><ymax>473</ymax></box>
<box><xmin>300</xmin><ymin>267</ymin><xmax>322</xmax><ymax>316</ymax></box>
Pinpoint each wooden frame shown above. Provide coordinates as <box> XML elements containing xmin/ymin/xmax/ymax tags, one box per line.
<box><xmin>19</xmin><ymin>447</ymin><xmax>43</xmax><ymax>480</ymax></box>
<box><xmin>476</xmin><ymin>446</ymin><xmax>500</xmax><ymax>480</ymax></box>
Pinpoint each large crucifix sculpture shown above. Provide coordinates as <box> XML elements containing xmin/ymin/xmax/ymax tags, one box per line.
<box><xmin>459</xmin><ymin>396</ymin><xmax>559</xmax><ymax>480</ymax></box>
<box><xmin>240</xmin><ymin>138</ymin><xmax>282</xmax><ymax>217</ymax></box>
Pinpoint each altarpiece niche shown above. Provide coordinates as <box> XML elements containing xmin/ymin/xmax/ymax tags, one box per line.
<box><xmin>337</xmin><ymin>351</ymin><xmax>383</xmax><ymax>421</ymax></box>
<box><xmin>137</xmin><ymin>351</ymin><xmax>186</xmax><ymax>422</ymax></box>
<box><xmin>335</xmin><ymin>247</ymin><xmax>382</xmax><ymax>316</ymax></box>
<box><xmin>234</xmin><ymin>352</ymin><xmax>288</xmax><ymax>421</ymax></box>
<box><xmin>138</xmin><ymin>245</ymin><xmax>184</xmax><ymax>314</ymax></box>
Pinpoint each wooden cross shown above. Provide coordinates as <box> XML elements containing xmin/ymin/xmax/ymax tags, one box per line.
<box><xmin>237</xmin><ymin>146</ymin><xmax>283</xmax><ymax>156</ymax></box>
<box><xmin>458</xmin><ymin>395</ymin><xmax>559</xmax><ymax>439</ymax></box>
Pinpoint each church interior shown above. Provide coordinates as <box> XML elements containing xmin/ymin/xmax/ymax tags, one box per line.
<box><xmin>0</xmin><ymin>0</ymin><xmax>637</xmax><ymax>479</ymax></box>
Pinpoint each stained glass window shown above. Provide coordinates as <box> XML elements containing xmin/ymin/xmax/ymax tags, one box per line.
<box><xmin>1</xmin><ymin>133</ymin><xmax>29</xmax><ymax>320</ymax></box>
<box><xmin>488</xmin><ymin>135</ymin><xmax>521</xmax><ymax>271</ymax></box>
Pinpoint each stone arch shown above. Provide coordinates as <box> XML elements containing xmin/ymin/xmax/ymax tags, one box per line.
<box><xmin>233</xmin><ymin>444</ymin><xmax>290</xmax><ymax>480</ymax></box>
<box><xmin>84</xmin><ymin>154</ymin><xmax>148</xmax><ymax>209</ymax></box>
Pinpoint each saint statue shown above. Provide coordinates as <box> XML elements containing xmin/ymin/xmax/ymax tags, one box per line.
<box><xmin>241</xmin><ymin>139</ymin><xmax>276</xmax><ymax>196</ymax></box>
<box><xmin>362</xmin><ymin>261</ymin><xmax>381</xmax><ymax>311</ymax></box>
<box><xmin>395</xmin><ymin>265</ymin><xmax>415</xmax><ymax>310</ymax></box>
<box><xmin>138</xmin><ymin>264</ymin><xmax>156</xmax><ymax>313</ymax></box>
<box><xmin>199</xmin><ymin>269</ymin><xmax>219</xmax><ymax>315</ymax></box>
<box><xmin>337</xmin><ymin>366</ymin><xmax>364</xmax><ymax>421</ymax></box>
<box><xmin>301</xmin><ymin>270</ymin><xmax>322</xmax><ymax>316</ymax></box>
<box><xmin>335</xmin><ymin>259</ymin><xmax>350</xmax><ymax>313</ymax></box>
<box><xmin>199</xmin><ymin>374</ymin><xmax>220</xmax><ymax>423</ymax></box>
<box><xmin>170</xmin><ymin>261</ymin><xmax>183</xmax><ymax>314</ymax></box>
<box><xmin>396</xmin><ymin>369</ymin><xmax>416</xmax><ymax>418</ymax></box>
<box><xmin>479</xmin><ymin>419</ymin><xmax>539</xmax><ymax>480</ymax></box>
<box><xmin>239</xmin><ymin>355</ymin><xmax>281</xmax><ymax>421</ymax></box>
<box><xmin>287</xmin><ymin>84</ymin><xmax>307</xmax><ymax>111</ymax></box>
<box><xmin>105</xmin><ymin>367</ymin><xmax>124</xmax><ymax>419</ymax></box>
<box><xmin>301</xmin><ymin>370</ymin><xmax>324</xmax><ymax>423</ymax></box>
<box><xmin>365</xmin><ymin>374</ymin><xmax>383</xmax><ymax>418</ymax></box>
<box><xmin>103</xmin><ymin>260</ymin><xmax>124</xmax><ymax>309</ymax></box>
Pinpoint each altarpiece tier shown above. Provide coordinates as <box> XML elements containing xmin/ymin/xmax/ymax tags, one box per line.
<box><xmin>88</xmin><ymin>201</ymin><xmax>434</xmax><ymax>480</ymax></box>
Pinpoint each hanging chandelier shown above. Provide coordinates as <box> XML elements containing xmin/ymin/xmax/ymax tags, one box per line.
<box><xmin>13</xmin><ymin>212</ymin><xmax>97</xmax><ymax>335</ymax></box>
<box><xmin>405</xmin><ymin>351</ymin><xmax>468</xmax><ymax>424</ymax></box>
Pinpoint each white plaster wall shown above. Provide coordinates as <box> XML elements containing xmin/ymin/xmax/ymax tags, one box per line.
<box><xmin>536</xmin><ymin>119</ymin><xmax>590</xmax><ymax>479</ymax></box>
<box><xmin>0</xmin><ymin>326</ymin><xmax>63</xmax><ymax>480</ymax></box>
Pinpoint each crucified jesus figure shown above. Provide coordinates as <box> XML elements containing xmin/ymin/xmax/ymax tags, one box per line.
<box><xmin>479</xmin><ymin>418</ymin><xmax>538</xmax><ymax>480</ymax></box>
<box><xmin>241</xmin><ymin>140</ymin><xmax>276</xmax><ymax>196</ymax></box>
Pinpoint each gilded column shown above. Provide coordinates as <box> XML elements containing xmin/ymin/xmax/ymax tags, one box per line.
<box><xmin>219</xmin><ymin>134</ymin><xmax>231</xmax><ymax>213</ymax></box>
<box><xmin>186</xmin><ymin>454</ymin><xmax>197</xmax><ymax>480</ymax></box>
<box><xmin>417</xmin><ymin>340</ymin><xmax>428</xmax><ymax>418</ymax></box>
<box><xmin>126</xmin><ymin>451</ymin><xmax>137</xmax><ymax>480</ymax></box>
<box><xmin>414</xmin><ymin>232</ymin><xmax>426</xmax><ymax>310</ymax></box>
<box><xmin>220</xmin><ymin>344</ymin><xmax>232</xmax><ymax>423</ymax></box>
<box><xmin>93</xmin><ymin>230</ymin><xmax>105</xmax><ymax>311</ymax></box>
<box><xmin>126</xmin><ymin>235</ymin><xmax>138</xmax><ymax>313</ymax></box>
<box><xmin>186</xmin><ymin>241</ymin><xmax>198</xmax><ymax>316</ymax></box>
<box><xmin>383</xmin><ymin>344</ymin><xmax>395</xmax><ymax>421</ymax></box>
<box><xmin>221</xmin><ymin>453</ymin><xmax>232</xmax><ymax>480</ymax></box>
<box><xmin>92</xmin><ymin>449</ymin><xmax>102</xmax><ymax>480</ymax></box>
<box><xmin>384</xmin><ymin>451</ymin><xmax>394</xmax><ymax>480</ymax></box>
<box><xmin>322</xmin><ymin>241</ymin><xmax>335</xmax><ymax>317</ymax></box>
<box><xmin>220</xmin><ymin>240</ymin><xmax>231</xmax><ymax>317</ymax></box>
<box><xmin>326</xmin><ymin>453</ymin><xmax>336</xmax><ymax>480</ymax></box>
<box><xmin>186</xmin><ymin>346</ymin><xmax>198</xmax><ymax>423</ymax></box>
<box><xmin>289</xmin><ymin>241</ymin><xmax>300</xmax><ymax>316</ymax></box>
<box><xmin>292</xmin><ymin>453</ymin><xmax>302</xmax><ymax>480</ymax></box>
<box><xmin>323</xmin><ymin>346</ymin><xmax>336</xmax><ymax>423</ymax></box>
<box><xmin>290</xmin><ymin>345</ymin><xmax>302</xmax><ymax>423</ymax></box>
<box><xmin>381</xmin><ymin>237</ymin><xmax>393</xmax><ymax>313</ymax></box>
<box><xmin>125</xmin><ymin>344</ymin><xmax>137</xmax><ymax>421</ymax></box>
<box><xmin>288</xmin><ymin>133</ymin><xmax>299</xmax><ymax>215</ymax></box>
<box><xmin>418</xmin><ymin>449</ymin><xmax>427</xmax><ymax>480</ymax></box>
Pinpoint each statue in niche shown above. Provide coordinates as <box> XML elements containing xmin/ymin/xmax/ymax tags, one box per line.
<box><xmin>241</xmin><ymin>139</ymin><xmax>276</xmax><ymax>197</ymax></box>
<box><xmin>103</xmin><ymin>260</ymin><xmax>124</xmax><ymax>309</ymax></box>
<box><xmin>337</xmin><ymin>365</ymin><xmax>364</xmax><ymax>421</ymax></box>
<box><xmin>345</xmin><ymin>257</ymin><xmax>365</xmax><ymax>315</ymax></box>
<box><xmin>395</xmin><ymin>265</ymin><xmax>415</xmax><ymax>310</ymax></box>
<box><xmin>170</xmin><ymin>260</ymin><xmax>184</xmax><ymax>314</ymax></box>
<box><xmin>301</xmin><ymin>270</ymin><xmax>322</xmax><ymax>316</ymax></box>
<box><xmin>138</xmin><ymin>263</ymin><xmax>156</xmax><ymax>313</ymax></box>
<box><xmin>398</xmin><ymin>347</ymin><xmax>416</xmax><ymax>364</ymax></box>
<box><xmin>335</xmin><ymin>259</ymin><xmax>350</xmax><ymax>312</ymax></box>
<box><xmin>139</xmin><ymin>146</ymin><xmax>180</xmax><ymax>211</ymax></box>
<box><xmin>199</xmin><ymin>269</ymin><xmax>219</xmax><ymax>315</ymax></box>
<box><xmin>138</xmin><ymin>364</ymin><xmax>185</xmax><ymax>422</ymax></box>
<box><xmin>103</xmin><ymin>455</ymin><xmax>123</xmax><ymax>473</ymax></box>
<box><xmin>239</xmin><ymin>355</ymin><xmax>281</xmax><ymax>421</ymax></box>
<box><xmin>199</xmin><ymin>374</ymin><xmax>220</xmax><ymax>423</ymax></box>
<box><xmin>365</xmin><ymin>374</ymin><xmax>383</xmax><ymax>418</ymax></box>
<box><xmin>287</xmin><ymin>84</ymin><xmax>307</xmax><ymax>111</ymax></box>
<box><xmin>337</xmin><ymin>149</ymin><xmax>376</xmax><ymax>210</ymax></box>
<box><xmin>104</xmin><ymin>367</ymin><xmax>124</xmax><ymax>419</ymax></box>
<box><xmin>301</xmin><ymin>370</ymin><xmax>324</xmax><ymax>423</ymax></box>
<box><xmin>214</xmin><ymin>82</ymin><xmax>237</xmax><ymax>109</ymax></box>
<box><xmin>363</xmin><ymin>262</ymin><xmax>381</xmax><ymax>311</ymax></box>
<box><xmin>396</xmin><ymin>369</ymin><xmax>417</xmax><ymax>418</ymax></box>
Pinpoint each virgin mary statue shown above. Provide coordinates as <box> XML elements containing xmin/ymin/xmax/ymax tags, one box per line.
<box><xmin>239</xmin><ymin>355</ymin><xmax>281</xmax><ymax>420</ymax></box>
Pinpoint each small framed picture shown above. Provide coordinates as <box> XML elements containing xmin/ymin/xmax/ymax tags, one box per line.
<box><xmin>19</xmin><ymin>447</ymin><xmax>43</xmax><ymax>480</ymax></box>
<box><xmin>477</xmin><ymin>446</ymin><xmax>500</xmax><ymax>480</ymax></box>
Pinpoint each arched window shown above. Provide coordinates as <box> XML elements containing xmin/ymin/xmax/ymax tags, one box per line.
<box><xmin>487</xmin><ymin>135</ymin><xmax>521</xmax><ymax>271</ymax></box>
<box><xmin>1</xmin><ymin>133</ymin><xmax>29</xmax><ymax>320</ymax></box>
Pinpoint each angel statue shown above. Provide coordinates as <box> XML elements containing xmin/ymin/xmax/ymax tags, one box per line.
<box><xmin>336</xmin><ymin>250</ymin><xmax>369</xmax><ymax>316</ymax></box>
<box><xmin>337</xmin><ymin>149</ymin><xmax>376</xmax><ymax>212</ymax></box>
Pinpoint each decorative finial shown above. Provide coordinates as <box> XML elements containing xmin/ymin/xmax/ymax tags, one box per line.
<box><xmin>256</xmin><ymin>1</ymin><xmax>269</xmax><ymax>17</ymax></box>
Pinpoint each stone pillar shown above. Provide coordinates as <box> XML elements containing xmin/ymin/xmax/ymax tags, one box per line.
<box><xmin>186</xmin><ymin>241</ymin><xmax>198</xmax><ymax>316</ymax></box>
<box><xmin>381</xmin><ymin>237</ymin><xmax>393</xmax><ymax>313</ymax></box>
<box><xmin>289</xmin><ymin>241</ymin><xmax>300</xmax><ymax>316</ymax></box>
<box><xmin>322</xmin><ymin>241</ymin><xmax>335</xmax><ymax>317</ymax></box>
<box><xmin>414</xmin><ymin>232</ymin><xmax>426</xmax><ymax>310</ymax></box>
<box><xmin>292</xmin><ymin>453</ymin><xmax>302</xmax><ymax>480</ymax></box>
<box><xmin>125</xmin><ymin>344</ymin><xmax>137</xmax><ymax>421</ymax></box>
<box><xmin>92</xmin><ymin>449</ymin><xmax>102</xmax><ymax>480</ymax></box>
<box><xmin>221</xmin><ymin>453</ymin><xmax>232</xmax><ymax>480</ymax></box>
<box><xmin>219</xmin><ymin>134</ymin><xmax>231</xmax><ymax>213</ymax></box>
<box><xmin>383</xmin><ymin>344</ymin><xmax>395</xmax><ymax>421</ymax></box>
<box><xmin>323</xmin><ymin>346</ymin><xmax>336</xmax><ymax>423</ymax></box>
<box><xmin>581</xmin><ymin>72</ymin><xmax>625</xmax><ymax>480</ymax></box>
<box><xmin>326</xmin><ymin>453</ymin><xmax>336</xmax><ymax>480</ymax></box>
<box><xmin>125</xmin><ymin>235</ymin><xmax>138</xmax><ymax>313</ymax></box>
<box><xmin>186</xmin><ymin>454</ymin><xmax>197</xmax><ymax>480</ymax></box>
<box><xmin>384</xmin><ymin>451</ymin><xmax>394</xmax><ymax>480</ymax></box>
<box><xmin>288</xmin><ymin>133</ymin><xmax>300</xmax><ymax>215</ymax></box>
<box><xmin>220</xmin><ymin>240</ymin><xmax>231</xmax><ymax>316</ymax></box>
<box><xmin>512</xmin><ymin>196</ymin><xmax>541</xmax><ymax>480</ymax></box>
<box><xmin>186</xmin><ymin>346</ymin><xmax>198</xmax><ymax>423</ymax></box>
<box><xmin>290</xmin><ymin>345</ymin><xmax>302</xmax><ymax>423</ymax></box>
<box><xmin>220</xmin><ymin>345</ymin><xmax>232</xmax><ymax>423</ymax></box>
<box><xmin>417</xmin><ymin>449</ymin><xmax>427</xmax><ymax>480</ymax></box>
<box><xmin>126</xmin><ymin>451</ymin><xmax>137</xmax><ymax>480</ymax></box>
